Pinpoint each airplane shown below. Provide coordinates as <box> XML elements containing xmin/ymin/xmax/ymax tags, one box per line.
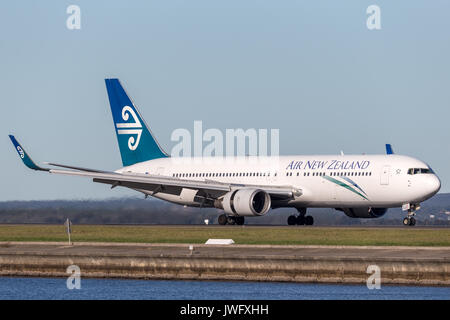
<box><xmin>9</xmin><ymin>78</ymin><xmax>441</xmax><ymax>226</ymax></box>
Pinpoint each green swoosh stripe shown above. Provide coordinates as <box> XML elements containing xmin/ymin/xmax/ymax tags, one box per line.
<box><xmin>323</xmin><ymin>176</ymin><xmax>369</xmax><ymax>200</ymax></box>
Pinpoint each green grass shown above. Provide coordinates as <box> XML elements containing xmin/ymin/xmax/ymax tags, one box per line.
<box><xmin>0</xmin><ymin>225</ymin><xmax>449</xmax><ymax>246</ymax></box>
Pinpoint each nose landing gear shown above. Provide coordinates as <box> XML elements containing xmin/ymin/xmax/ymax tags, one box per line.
<box><xmin>402</xmin><ymin>204</ymin><xmax>419</xmax><ymax>226</ymax></box>
<box><xmin>403</xmin><ymin>217</ymin><xmax>416</xmax><ymax>226</ymax></box>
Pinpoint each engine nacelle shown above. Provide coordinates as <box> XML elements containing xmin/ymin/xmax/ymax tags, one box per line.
<box><xmin>342</xmin><ymin>207</ymin><xmax>387</xmax><ymax>218</ymax></box>
<box><xmin>221</xmin><ymin>188</ymin><xmax>271</xmax><ymax>216</ymax></box>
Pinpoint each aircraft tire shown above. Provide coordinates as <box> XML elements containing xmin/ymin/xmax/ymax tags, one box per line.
<box><xmin>287</xmin><ymin>215</ymin><xmax>297</xmax><ymax>225</ymax></box>
<box><xmin>218</xmin><ymin>214</ymin><xmax>228</xmax><ymax>225</ymax></box>
<box><xmin>403</xmin><ymin>217</ymin><xmax>410</xmax><ymax>226</ymax></box>
<box><xmin>235</xmin><ymin>217</ymin><xmax>245</xmax><ymax>225</ymax></box>
<box><xmin>296</xmin><ymin>216</ymin><xmax>305</xmax><ymax>225</ymax></box>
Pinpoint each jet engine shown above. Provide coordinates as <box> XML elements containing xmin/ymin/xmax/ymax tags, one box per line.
<box><xmin>341</xmin><ymin>207</ymin><xmax>388</xmax><ymax>218</ymax></box>
<box><xmin>219</xmin><ymin>188</ymin><xmax>271</xmax><ymax>216</ymax></box>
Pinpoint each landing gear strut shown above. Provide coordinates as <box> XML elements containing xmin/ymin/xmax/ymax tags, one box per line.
<box><xmin>287</xmin><ymin>208</ymin><xmax>314</xmax><ymax>226</ymax></box>
<box><xmin>218</xmin><ymin>214</ymin><xmax>245</xmax><ymax>225</ymax></box>
<box><xmin>403</xmin><ymin>204</ymin><xmax>419</xmax><ymax>226</ymax></box>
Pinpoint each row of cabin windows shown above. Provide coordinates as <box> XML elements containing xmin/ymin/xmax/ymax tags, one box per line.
<box><xmin>286</xmin><ymin>171</ymin><xmax>372</xmax><ymax>177</ymax></box>
<box><xmin>171</xmin><ymin>171</ymin><xmax>372</xmax><ymax>178</ymax></box>
<box><xmin>172</xmin><ymin>172</ymin><xmax>278</xmax><ymax>178</ymax></box>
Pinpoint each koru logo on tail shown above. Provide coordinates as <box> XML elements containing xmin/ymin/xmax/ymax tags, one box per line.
<box><xmin>16</xmin><ymin>146</ymin><xmax>25</xmax><ymax>158</ymax></box>
<box><xmin>116</xmin><ymin>106</ymin><xmax>142</xmax><ymax>150</ymax></box>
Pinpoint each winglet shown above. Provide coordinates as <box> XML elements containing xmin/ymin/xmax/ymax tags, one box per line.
<box><xmin>385</xmin><ymin>144</ymin><xmax>394</xmax><ymax>155</ymax></box>
<box><xmin>8</xmin><ymin>135</ymin><xmax>49</xmax><ymax>171</ymax></box>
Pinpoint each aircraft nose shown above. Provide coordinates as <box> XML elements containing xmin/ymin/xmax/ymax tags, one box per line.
<box><xmin>426</xmin><ymin>175</ymin><xmax>441</xmax><ymax>196</ymax></box>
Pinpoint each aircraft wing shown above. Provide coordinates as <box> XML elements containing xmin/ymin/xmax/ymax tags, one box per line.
<box><xmin>9</xmin><ymin>135</ymin><xmax>299</xmax><ymax>200</ymax></box>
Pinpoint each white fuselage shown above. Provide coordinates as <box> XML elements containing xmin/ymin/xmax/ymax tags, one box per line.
<box><xmin>116</xmin><ymin>154</ymin><xmax>441</xmax><ymax>209</ymax></box>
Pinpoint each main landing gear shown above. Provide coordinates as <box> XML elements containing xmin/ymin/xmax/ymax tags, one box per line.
<box><xmin>287</xmin><ymin>208</ymin><xmax>314</xmax><ymax>226</ymax></box>
<box><xmin>218</xmin><ymin>214</ymin><xmax>245</xmax><ymax>225</ymax></box>
<box><xmin>402</xmin><ymin>204</ymin><xmax>419</xmax><ymax>226</ymax></box>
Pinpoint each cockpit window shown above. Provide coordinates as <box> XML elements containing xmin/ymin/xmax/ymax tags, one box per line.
<box><xmin>407</xmin><ymin>168</ymin><xmax>433</xmax><ymax>175</ymax></box>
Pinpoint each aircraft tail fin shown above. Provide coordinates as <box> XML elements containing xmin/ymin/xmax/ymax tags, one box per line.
<box><xmin>385</xmin><ymin>144</ymin><xmax>394</xmax><ymax>155</ymax></box>
<box><xmin>105</xmin><ymin>79</ymin><xmax>168</xmax><ymax>167</ymax></box>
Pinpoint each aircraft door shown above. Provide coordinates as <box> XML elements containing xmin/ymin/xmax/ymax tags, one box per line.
<box><xmin>380</xmin><ymin>166</ymin><xmax>390</xmax><ymax>185</ymax></box>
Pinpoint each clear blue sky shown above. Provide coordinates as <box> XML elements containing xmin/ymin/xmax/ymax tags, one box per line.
<box><xmin>2</xmin><ymin>1</ymin><xmax>449</xmax><ymax>200</ymax></box>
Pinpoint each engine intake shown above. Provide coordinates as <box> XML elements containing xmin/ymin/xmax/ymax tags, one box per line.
<box><xmin>220</xmin><ymin>188</ymin><xmax>271</xmax><ymax>216</ymax></box>
<box><xmin>342</xmin><ymin>207</ymin><xmax>387</xmax><ymax>218</ymax></box>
